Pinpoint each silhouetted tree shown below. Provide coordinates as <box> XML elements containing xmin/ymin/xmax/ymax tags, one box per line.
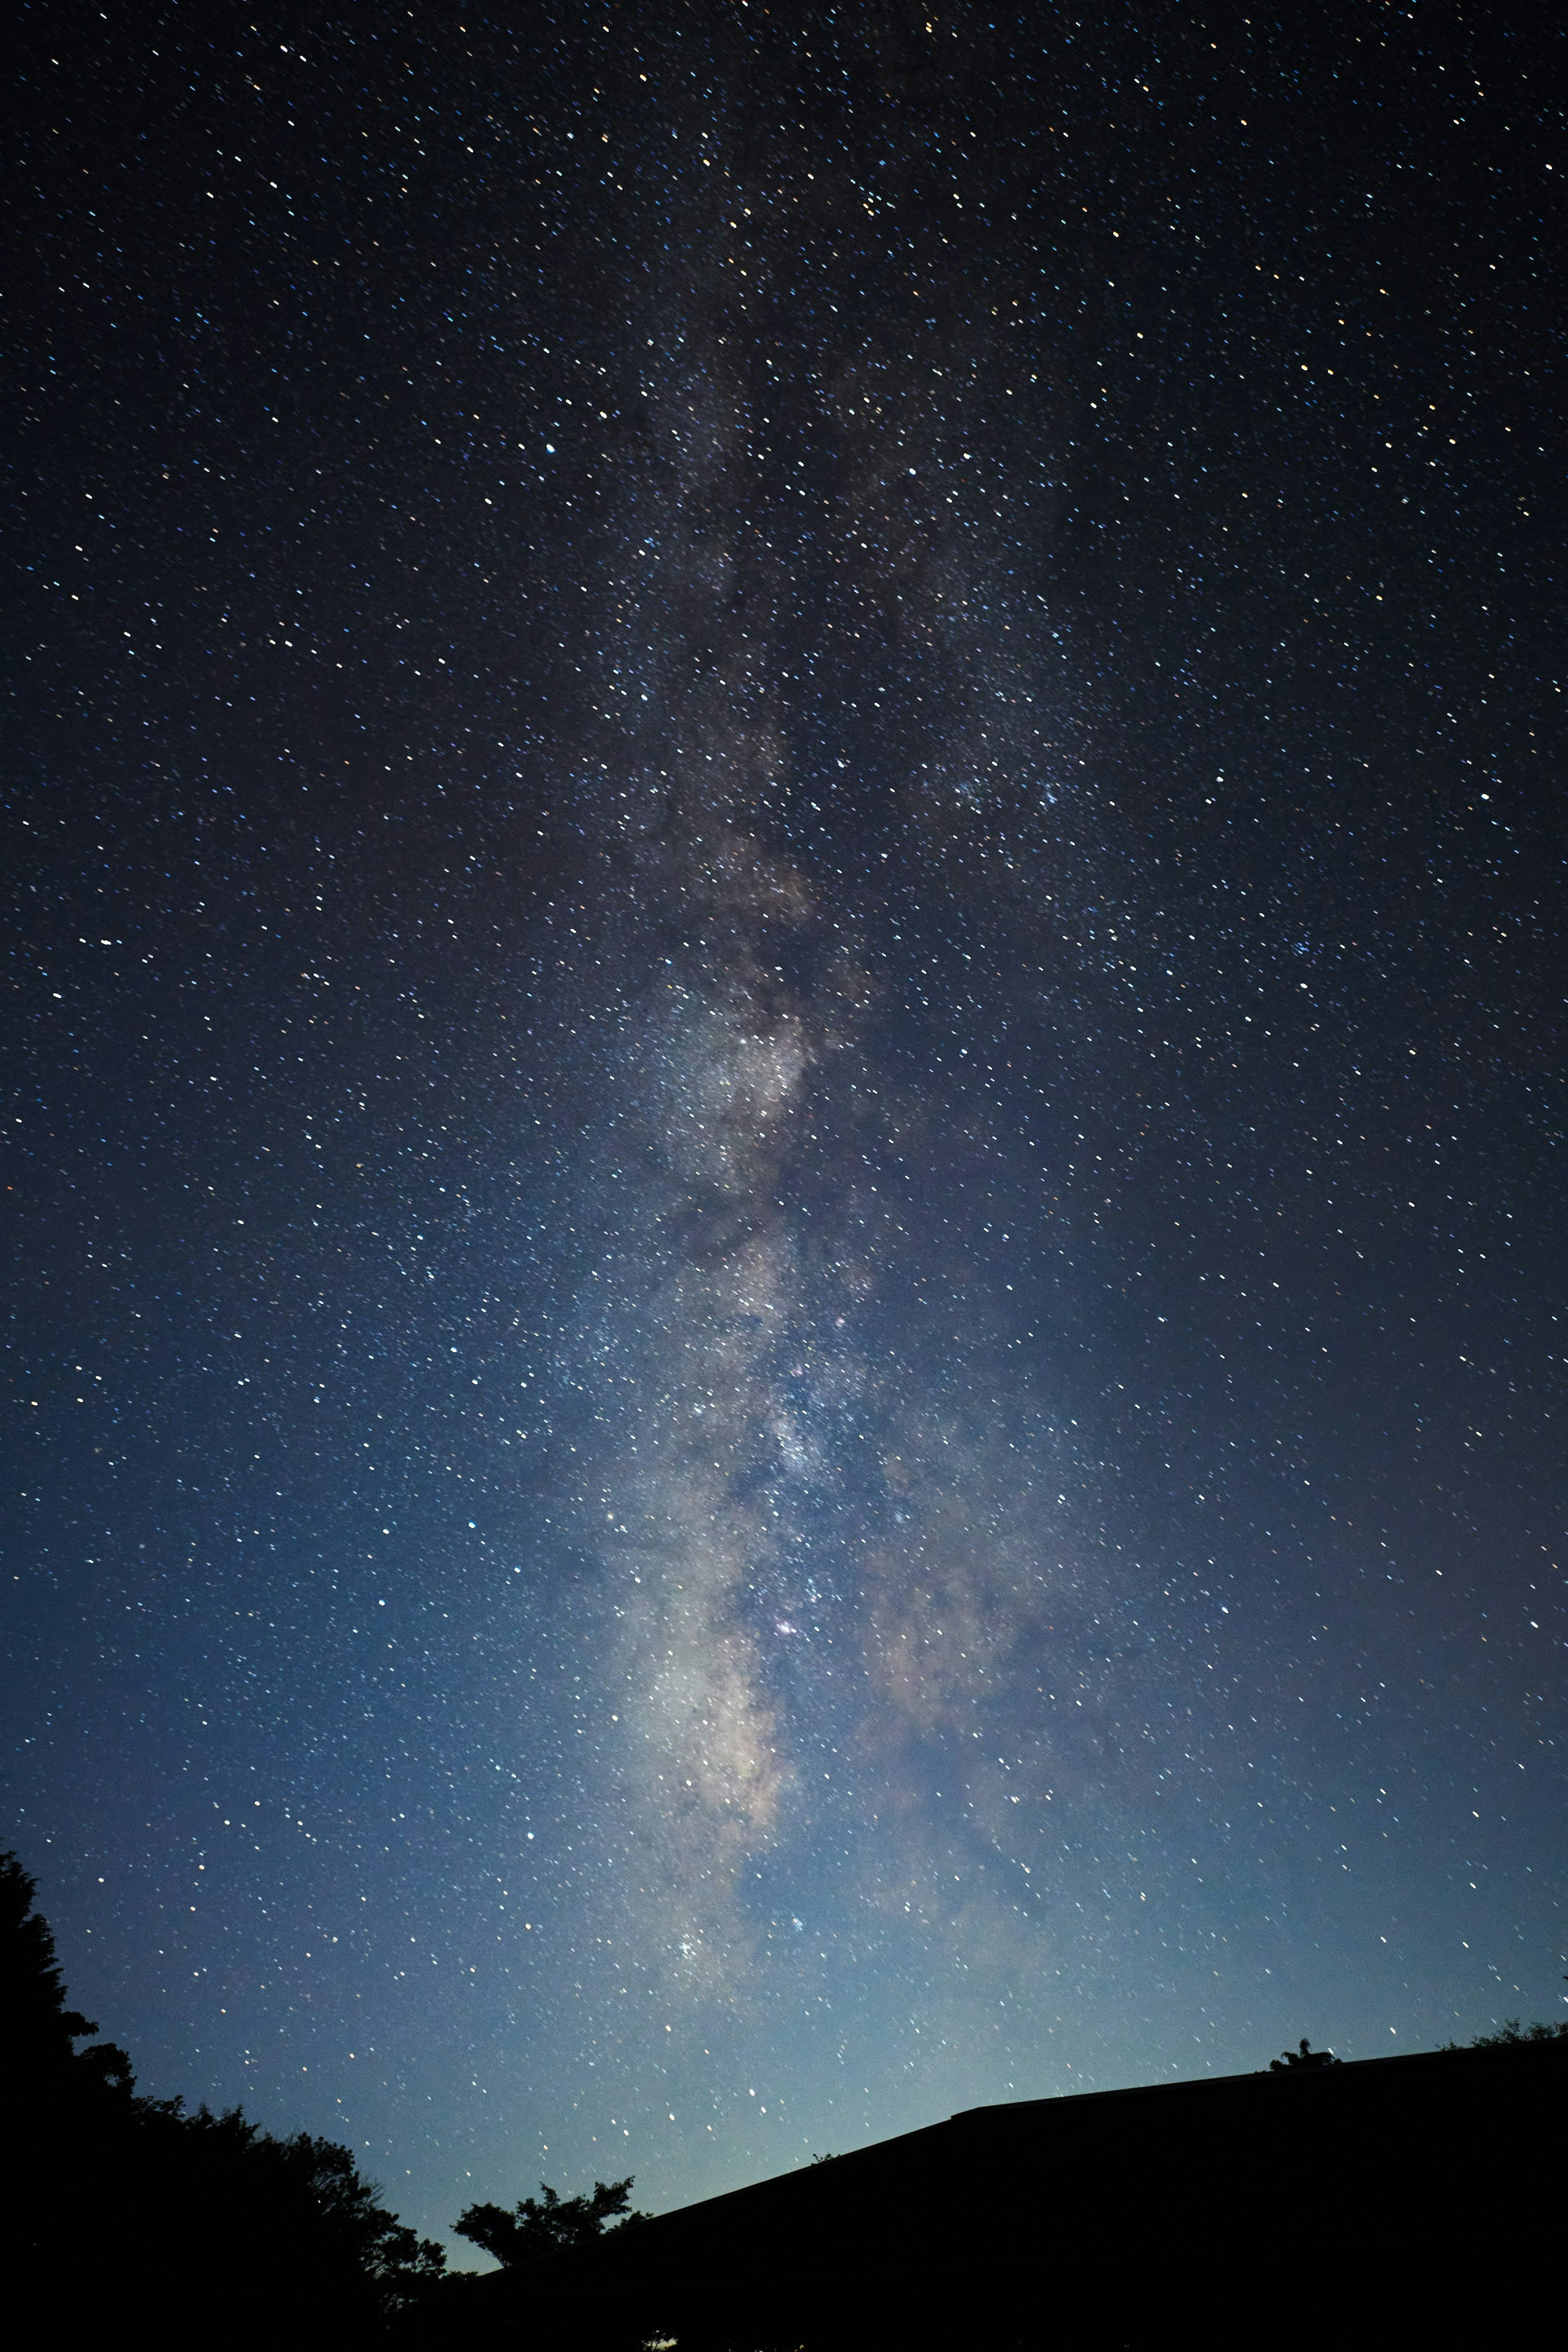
<box><xmin>1269</xmin><ymin>2038</ymin><xmax>1341</xmax><ymax>2072</ymax></box>
<box><xmin>2</xmin><ymin>1846</ymin><xmax>446</xmax><ymax>2338</ymax></box>
<box><xmin>3</xmin><ymin>1846</ymin><xmax>135</xmax><ymax>2102</ymax></box>
<box><xmin>1440</xmin><ymin>2017</ymin><xmax>1568</xmax><ymax>2051</ymax></box>
<box><xmin>454</xmin><ymin>2174</ymin><xmax>646</xmax><ymax>2266</ymax></box>
<box><xmin>141</xmin><ymin>2105</ymin><xmax>450</xmax><ymax>2323</ymax></box>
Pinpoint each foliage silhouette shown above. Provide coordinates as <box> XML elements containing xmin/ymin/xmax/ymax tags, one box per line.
<box><xmin>3</xmin><ymin>1844</ymin><xmax>135</xmax><ymax>2101</ymax></box>
<box><xmin>4</xmin><ymin>1847</ymin><xmax>447</xmax><ymax>2339</ymax></box>
<box><xmin>1268</xmin><ymin>2038</ymin><xmax>1341</xmax><ymax>2072</ymax></box>
<box><xmin>455</xmin><ymin>2173</ymin><xmax>647</xmax><ymax>2266</ymax></box>
<box><xmin>1440</xmin><ymin>2017</ymin><xmax>1568</xmax><ymax>2050</ymax></box>
<box><xmin>14</xmin><ymin>1838</ymin><xmax>1561</xmax><ymax>2348</ymax></box>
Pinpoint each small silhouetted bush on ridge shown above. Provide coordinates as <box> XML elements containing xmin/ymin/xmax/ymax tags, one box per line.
<box><xmin>1268</xmin><ymin>2038</ymin><xmax>1342</xmax><ymax>2072</ymax></box>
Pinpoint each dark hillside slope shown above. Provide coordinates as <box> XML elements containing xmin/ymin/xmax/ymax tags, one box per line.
<box><xmin>420</xmin><ymin>2038</ymin><xmax>1566</xmax><ymax>2350</ymax></box>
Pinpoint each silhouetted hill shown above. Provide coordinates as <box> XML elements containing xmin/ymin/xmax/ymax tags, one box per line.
<box><xmin>409</xmin><ymin>2036</ymin><xmax>1567</xmax><ymax>2350</ymax></box>
<box><xmin>12</xmin><ymin>1838</ymin><xmax>1560</xmax><ymax>2349</ymax></box>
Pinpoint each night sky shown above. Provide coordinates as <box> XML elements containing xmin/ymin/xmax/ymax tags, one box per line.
<box><xmin>7</xmin><ymin>1</ymin><xmax>1564</xmax><ymax>2259</ymax></box>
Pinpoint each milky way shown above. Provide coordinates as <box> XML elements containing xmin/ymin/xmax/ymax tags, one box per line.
<box><xmin>506</xmin><ymin>97</ymin><xmax>1180</xmax><ymax>2043</ymax></box>
<box><xmin>7</xmin><ymin>3</ymin><xmax>1564</xmax><ymax>2253</ymax></box>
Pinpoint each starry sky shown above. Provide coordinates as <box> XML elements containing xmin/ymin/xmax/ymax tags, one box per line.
<box><xmin>6</xmin><ymin>0</ymin><xmax>1564</xmax><ymax>2259</ymax></box>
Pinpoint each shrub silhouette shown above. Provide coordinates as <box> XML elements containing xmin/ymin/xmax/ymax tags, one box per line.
<box><xmin>1441</xmin><ymin>2017</ymin><xmax>1568</xmax><ymax>2051</ymax></box>
<box><xmin>1269</xmin><ymin>2038</ymin><xmax>1341</xmax><ymax>2072</ymax></box>
<box><xmin>455</xmin><ymin>2173</ymin><xmax>646</xmax><ymax>2265</ymax></box>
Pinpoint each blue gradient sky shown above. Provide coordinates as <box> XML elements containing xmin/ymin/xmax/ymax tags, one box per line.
<box><xmin>7</xmin><ymin>2</ymin><xmax>1563</xmax><ymax>2258</ymax></box>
